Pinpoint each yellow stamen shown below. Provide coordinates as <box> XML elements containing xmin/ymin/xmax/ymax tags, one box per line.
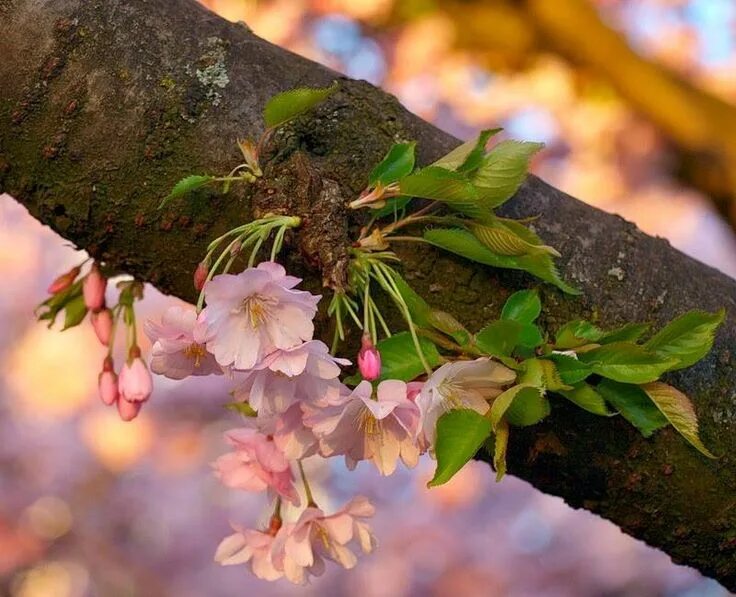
<box><xmin>183</xmin><ymin>342</ymin><xmax>207</xmax><ymax>367</ymax></box>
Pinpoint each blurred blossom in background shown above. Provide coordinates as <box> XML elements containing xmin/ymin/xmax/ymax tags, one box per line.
<box><xmin>2</xmin><ymin>0</ymin><xmax>736</xmax><ymax>595</ymax></box>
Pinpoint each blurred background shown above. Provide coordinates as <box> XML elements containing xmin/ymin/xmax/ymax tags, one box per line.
<box><xmin>2</xmin><ymin>0</ymin><xmax>736</xmax><ymax>595</ymax></box>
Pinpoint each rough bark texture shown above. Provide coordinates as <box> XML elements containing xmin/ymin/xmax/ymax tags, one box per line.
<box><xmin>1</xmin><ymin>0</ymin><xmax>736</xmax><ymax>588</ymax></box>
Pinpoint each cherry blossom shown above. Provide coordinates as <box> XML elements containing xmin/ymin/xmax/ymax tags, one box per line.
<box><xmin>417</xmin><ymin>358</ymin><xmax>516</xmax><ymax>444</ymax></box>
<box><xmin>271</xmin><ymin>496</ymin><xmax>376</xmax><ymax>584</ymax></box>
<box><xmin>145</xmin><ymin>305</ymin><xmax>221</xmax><ymax>380</ymax></box>
<box><xmin>232</xmin><ymin>340</ymin><xmax>348</xmax><ymax>415</ymax></box>
<box><xmin>215</xmin><ymin>526</ymin><xmax>283</xmax><ymax>581</ymax></box>
<box><xmin>306</xmin><ymin>380</ymin><xmax>422</xmax><ymax>475</ymax></box>
<box><xmin>118</xmin><ymin>349</ymin><xmax>153</xmax><ymax>403</ymax></box>
<box><xmin>213</xmin><ymin>428</ymin><xmax>300</xmax><ymax>505</ymax></box>
<box><xmin>198</xmin><ymin>262</ymin><xmax>320</xmax><ymax>370</ymax></box>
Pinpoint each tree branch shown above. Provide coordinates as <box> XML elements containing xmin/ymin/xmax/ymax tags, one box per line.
<box><xmin>1</xmin><ymin>0</ymin><xmax>735</xmax><ymax>588</ymax></box>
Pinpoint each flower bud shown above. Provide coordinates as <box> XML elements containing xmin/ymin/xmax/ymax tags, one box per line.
<box><xmin>194</xmin><ymin>261</ymin><xmax>208</xmax><ymax>291</ymax></box>
<box><xmin>118</xmin><ymin>347</ymin><xmax>153</xmax><ymax>403</ymax></box>
<box><xmin>47</xmin><ymin>266</ymin><xmax>80</xmax><ymax>295</ymax></box>
<box><xmin>83</xmin><ymin>264</ymin><xmax>107</xmax><ymax>311</ymax></box>
<box><xmin>357</xmin><ymin>334</ymin><xmax>381</xmax><ymax>381</ymax></box>
<box><xmin>98</xmin><ymin>357</ymin><xmax>119</xmax><ymax>406</ymax></box>
<box><xmin>117</xmin><ymin>397</ymin><xmax>142</xmax><ymax>422</ymax></box>
<box><xmin>91</xmin><ymin>308</ymin><xmax>113</xmax><ymax>346</ymax></box>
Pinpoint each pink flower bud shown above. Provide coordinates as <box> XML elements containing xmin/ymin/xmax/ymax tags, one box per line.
<box><xmin>91</xmin><ymin>308</ymin><xmax>113</xmax><ymax>346</ymax></box>
<box><xmin>358</xmin><ymin>334</ymin><xmax>381</xmax><ymax>381</ymax></box>
<box><xmin>98</xmin><ymin>357</ymin><xmax>119</xmax><ymax>406</ymax></box>
<box><xmin>83</xmin><ymin>264</ymin><xmax>107</xmax><ymax>311</ymax></box>
<box><xmin>194</xmin><ymin>262</ymin><xmax>208</xmax><ymax>291</ymax></box>
<box><xmin>47</xmin><ymin>266</ymin><xmax>80</xmax><ymax>295</ymax></box>
<box><xmin>118</xmin><ymin>347</ymin><xmax>153</xmax><ymax>403</ymax></box>
<box><xmin>117</xmin><ymin>397</ymin><xmax>142</xmax><ymax>422</ymax></box>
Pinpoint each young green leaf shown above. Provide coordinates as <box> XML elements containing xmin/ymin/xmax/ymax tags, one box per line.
<box><xmin>428</xmin><ymin>409</ymin><xmax>492</xmax><ymax>487</ymax></box>
<box><xmin>399</xmin><ymin>167</ymin><xmax>485</xmax><ymax>218</ymax></box>
<box><xmin>488</xmin><ymin>384</ymin><xmax>537</xmax><ymax>430</ymax></box>
<box><xmin>469</xmin><ymin>223</ymin><xmax>560</xmax><ymax>257</ymax></box>
<box><xmin>493</xmin><ymin>419</ymin><xmax>510</xmax><ymax>482</ymax></box>
<box><xmin>427</xmin><ymin>309</ymin><xmax>471</xmax><ymax>346</ymax></box>
<box><xmin>389</xmin><ymin>272</ymin><xmax>433</xmax><ymax>328</ymax></box>
<box><xmin>455</xmin><ymin>128</ymin><xmax>502</xmax><ymax>174</ymax></box>
<box><xmin>640</xmin><ymin>382</ymin><xmax>716</xmax><ymax>458</ymax></box>
<box><xmin>543</xmin><ymin>353</ymin><xmax>593</xmax><ymax>385</ymax></box>
<box><xmin>263</xmin><ymin>81</ymin><xmax>338</xmax><ymax>128</ymax></box>
<box><xmin>596</xmin><ymin>379</ymin><xmax>669</xmax><ymax>437</ymax></box>
<box><xmin>554</xmin><ymin>320</ymin><xmax>604</xmax><ymax>349</ymax></box>
<box><xmin>475</xmin><ymin>320</ymin><xmax>542</xmax><ymax>357</ymax></box>
<box><xmin>423</xmin><ymin>228</ymin><xmax>579</xmax><ymax>294</ymax></box>
<box><xmin>37</xmin><ymin>280</ymin><xmax>84</xmax><ymax>328</ymax></box>
<box><xmin>557</xmin><ymin>383</ymin><xmax>613</xmax><ymax>416</ymax></box>
<box><xmin>369</xmin><ymin>142</ymin><xmax>416</xmax><ymax>186</ymax></box>
<box><xmin>599</xmin><ymin>322</ymin><xmax>651</xmax><ymax>344</ymax></box>
<box><xmin>644</xmin><ymin>309</ymin><xmax>725</xmax><ymax>370</ymax></box>
<box><xmin>375</xmin><ymin>332</ymin><xmax>441</xmax><ymax>382</ymax></box>
<box><xmin>501</xmin><ymin>289</ymin><xmax>542</xmax><ymax>324</ymax></box>
<box><xmin>159</xmin><ymin>174</ymin><xmax>215</xmax><ymax>208</ymax></box>
<box><xmin>504</xmin><ymin>386</ymin><xmax>550</xmax><ymax>426</ymax></box>
<box><xmin>432</xmin><ymin>129</ymin><xmax>501</xmax><ymax>171</ymax></box>
<box><xmin>61</xmin><ymin>294</ymin><xmax>88</xmax><ymax>330</ymax></box>
<box><xmin>579</xmin><ymin>342</ymin><xmax>679</xmax><ymax>384</ymax></box>
<box><xmin>471</xmin><ymin>140</ymin><xmax>544</xmax><ymax>207</ymax></box>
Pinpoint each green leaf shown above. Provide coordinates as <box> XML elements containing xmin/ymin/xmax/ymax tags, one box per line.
<box><xmin>644</xmin><ymin>309</ymin><xmax>725</xmax><ymax>370</ymax></box>
<box><xmin>390</xmin><ymin>272</ymin><xmax>432</xmax><ymax>329</ymax></box>
<box><xmin>475</xmin><ymin>320</ymin><xmax>542</xmax><ymax>358</ymax></box>
<box><xmin>432</xmin><ymin>129</ymin><xmax>501</xmax><ymax>171</ymax></box>
<box><xmin>399</xmin><ymin>167</ymin><xmax>485</xmax><ymax>218</ymax></box>
<box><xmin>429</xmin><ymin>409</ymin><xmax>492</xmax><ymax>487</ymax></box>
<box><xmin>456</xmin><ymin>128</ymin><xmax>502</xmax><ymax>174</ymax></box>
<box><xmin>504</xmin><ymin>386</ymin><xmax>550</xmax><ymax>426</ymax></box>
<box><xmin>225</xmin><ymin>401</ymin><xmax>258</xmax><ymax>417</ymax></box>
<box><xmin>427</xmin><ymin>310</ymin><xmax>471</xmax><ymax>346</ymax></box>
<box><xmin>372</xmin><ymin>196</ymin><xmax>412</xmax><ymax>219</ymax></box>
<box><xmin>501</xmin><ymin>290</ymin><xmax>542</xmax><ymax>324</ymax></box>
<box><xmin>37</xmin><ymin>280</ymin><xmax>84</xmax><ymax>328</ymax></box>
<box><xmin>640</xmin><ymin>382</ymin><xmax>716</xmax><ymax>458</ymax></box>
<box><xmin>544</xmin><ymin>353</ymin><xmax>593</xmax><ymax>385</ymax></box>
<box><xmin>159</xmin><ymin>174</ymin><xmax>215</xmax><ymax>208</ymax></box>
<box><xmin>369</xmin><ymin>142</ymin><xmax>416</xmax><ymax>186</ymax></box>
<box><xmin>376</xmin><ymin>332</ymin><xmax>441</xmax><ymax>382</ymax></box>
<box><xmin>596</xmin><ymin>380</ymin><xmax>668</xmax><ymax>437</ymax></box>
<box><xmin>579</xmin><ymin>342</ymin><xmax>679</xmax><ymax>384</ymax></box>
<box><xmin>263</xmin><ymin>81</ymin><xmax>338</xmax><ymax>128</ymax></box>
<box><xmin>557</xmin><ymin>383</ymin><xmax>613</xmax><ymax>416</ymax></box>
<box><xmin>554</xmin><ymin>320</ymin><xmax>604</xmax><ymax>349</ymax></box>
<box><xmin>472</xmin><ymin>140</ymin><xmax>544</xmax><ymax>207</ymax></box>
<box><xmin>470</xmin><ymin>223</ymin><xmax>560</xmax><ymax>257</ymax></box>
<box><xmin>488</xmin><ymin>384</ymin><xmax>537</xmax><ymax>429</ymax></box>
<box><xmin>61</xmin><ymin>294</ymin><xmax>88</xmax><ymax>330</ymax></box>
<box><xmin>600</xmin><ymin>322</ymin><xmax>651</xmax><ymax>344</ymax></box>
<box><xmin>493</xmin><ymin>419</ymin><xmax>510</xmax><ymax>482</ymax></box>
<box><xmin>423</xmin><ymin>228</ymin><xmax>579</xmax><ymax>294</ymax></box>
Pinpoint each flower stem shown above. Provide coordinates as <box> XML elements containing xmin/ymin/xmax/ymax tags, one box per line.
<box><xmin>298</xmin><ymin>460</ymin><xmax>317</xmax><ymax>508</ymax></box>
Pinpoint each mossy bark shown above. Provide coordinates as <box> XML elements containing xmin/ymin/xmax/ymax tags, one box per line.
<box><xmin>2</xmin><ymin>0</ymin><xmax>736</xmax><ymax>588</ymax></box>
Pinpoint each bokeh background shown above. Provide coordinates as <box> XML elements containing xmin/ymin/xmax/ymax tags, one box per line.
<box><xmin>2</xmin><ymin>0</ymin><xmax>736</xmax><ymax>595</ymax></box>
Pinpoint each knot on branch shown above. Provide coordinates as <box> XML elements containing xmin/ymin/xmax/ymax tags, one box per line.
<box><xmin>252</xmin><ymin>151</ymin><xmax>350</xmax><ymax>290</ymax></box>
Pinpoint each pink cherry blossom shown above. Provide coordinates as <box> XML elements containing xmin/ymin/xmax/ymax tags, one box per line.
<box><xmin>198</xmin><ymin>262</ymin><xmax>320</xmax><ymax>370</ymax></box>
<box><xmin>213</xmin><ymin>428</ymin><xmax>300</xmax><ymax>505</ymax></box>
<box><xmin>215</xmin><ymin>526</ymin><xmax>282</xmax><ymax>581</ymax></box>
<box><xmin>357</xmin><ymin>334</ymin><xmax>381</xmax><ymax>381</ymax></box>
<box><xmin>417</xmin><ymin>358</ymin><xmax>516</xmax><ymax>444</ymax></box>
<box><xmin>232</xmin><ymin>341</ymin><xmax>348</xmax><ymax>415</ymax></box>
<box><xmin>245</xmin><ymin>403</ymin><xmax>319</xmax><ymax>460</ymax></box>
<box><xmin>145</xmin><ymin>305</ymin><xmax>221</xmax><ymax>380</ymax></box>
<box><xmin>271</xmin><ymin>496</ymin><xmax>376</xmax><ymax>584</ymax></box>
<box><xmin>98</xmin><ymin>357</ymin><xmax>119</xmax><ymax>406</ymax></box>
<box><xmin>306</xmin><ymin>380</ymin><xmax>422</xmax><ymax>475</ymax></box>
<box><xmin>91</xmin><ymin>308</ymin><xmax>113</xmax><ymax>346</ymax></box>
<box><xmin>117</xmin><ymin>397</ymin><xmax>142</xmax><ymax>422</ymax></box>
<box><xmin>118</xmin><ymin>350</ymin><xmax>153</xmax><ymax>403</ymax></box>
<box><xmin>82</xmin><ymin>264</ymin><xmax>106</xmax><ymax>311</ymax></box>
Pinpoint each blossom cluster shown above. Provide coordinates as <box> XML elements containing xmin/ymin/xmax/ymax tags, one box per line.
<box><xmin>142</xmin><ymin>260</ymin><xmax>517</xmax><ymax>584</ymax></box>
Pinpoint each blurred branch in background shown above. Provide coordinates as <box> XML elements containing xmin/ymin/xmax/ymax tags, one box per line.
<box><xmin>386</xmin><ymin>0</ymin><xmax>736</xmax><ymax>227</ymax></box>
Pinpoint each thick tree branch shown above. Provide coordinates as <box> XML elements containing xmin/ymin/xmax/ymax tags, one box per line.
<box><xmin>1</xmin><ymin>0</ymin><xmax>736</xmax><ymax>587</ymax></box>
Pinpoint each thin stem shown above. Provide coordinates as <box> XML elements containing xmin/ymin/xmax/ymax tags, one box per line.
<box><xmin>106</xmin><ymin>304</ymin><xmax>123</xmax><ymax>358</ymax></box>
<box><xmin>298</xmin><ymin>460</ymin><xmax>317</xmax><ymax>508</ymax></box>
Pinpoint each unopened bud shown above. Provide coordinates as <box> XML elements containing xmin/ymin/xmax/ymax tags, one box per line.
<box><xmin>117</xmin><ymin>397</ymin><xmax>142</xmax><ymax>422</ymax></box>
<box><xmin>194</xmin><ymin>262</ymin><xmax>208</xmax><ymax>291</ymax></box>
<box><xmin>83</xmin><ymin>264</ymin><xmax>107</xmax><ymax>311</ymax></box>
<box><xmin>358</xmin><ymin>334</ymin><xmax>381</xmax><ymax>381</ymax></box>
<box><xmin>91</xmin><ymin>308</ymin><xmax>113</xmax><ymax>346</ymax></box>
<box><xmin>98</xmin><ymin>356</ymin><xmax>119</xmax><ymax>406</ymax></box>
<box><xmin>47</xmin><ymin>266</ymin><xmax>81</xmax><ymax>295</ymax></box>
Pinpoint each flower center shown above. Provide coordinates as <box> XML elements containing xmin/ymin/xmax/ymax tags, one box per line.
<box><xmin>240</xmin><ymin>293</ymin><xmax>276</xmax><ymax>327</ymax></box>
<box><xmin>356</xmin><ymin>406</ymin><xmax>382</xmax><ymax>437</ymax></box>
<box><xmin>438</xmin><ymin>379</ymin><xmax>465</xmax><ymax>410</ymax></box>
<box><xmin>183</xmin><ymin>342</ymin><xmax>207</xmax><ymax>367</ymax></box>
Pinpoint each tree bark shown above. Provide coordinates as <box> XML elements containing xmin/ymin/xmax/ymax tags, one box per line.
<box><xmin>1</xmin><ymin>0</ymin><xmax>736</xmax><ymax>588</ymax></box>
